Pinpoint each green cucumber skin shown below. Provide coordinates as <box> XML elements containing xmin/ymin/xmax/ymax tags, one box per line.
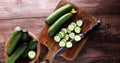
<box><xmin>21</xmin><ymin>30</ymin><xmax>32</xmax><ymax>42</ymax></box>
<box><xmin>6</xmin><ymin>27</ymin><xmax>22</xmax><ymax>56</ymax></box>
<box><xmin>21</xmin><ymin>39</ymin><xmax>37</xmax><ymax>59</ymax></box>
<box><xmin>5</xmin><ymin>43</ymin><xmax>27</xmax><ymax>63</ymax></box>
<box><xmin>48</xmin><ymin>12</ymin><xmax>73</xmax><ymax>36</ymax></box>
<box><xmin>45</xmin><ymin>4</ymin><xmax>73</xmax><ymax>25</ymax></box>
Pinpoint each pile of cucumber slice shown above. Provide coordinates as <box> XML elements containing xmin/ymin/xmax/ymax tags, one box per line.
<box><xmin>54</xmin><ymin>20</ymin><xmax>83</xmax><ymax>48</ymax></box>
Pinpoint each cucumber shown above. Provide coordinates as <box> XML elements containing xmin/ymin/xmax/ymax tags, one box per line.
<box><xmin>48</xmin><ymin>12</ymin><xmax>73</xmax><ymax>36</ymax></box>
<box><xmin>61</xmin><ymin>28</ymin><xmax>67</xmax><ymax>33</ymax></box>
<box><xmin>67</xmin><ymin>28</ymin><xmax>71</xmax><ymax>33</ymax></box>
<box><xmin>59</xmin><ymin>32</ymin><xmax>65</xmax><ymax>38</ymax></box>
<box><xmin>54</xmin><ymin>35</ymin><xmax>61</xmax><ymax>42</ymax></box>
<box><xmin>71</xmin><ymin>22</ymin><xmax>76</xmax><ymax>27</ymax></box>
<box><xmin>21</xmin><ymin>39</ymin><xmax>37</xmax><ymax>59</ymax></box>
<box><xmin>5</xmin><ymin>43</ymin><xmax>27</xmax><ymax>63</ymax></box>
<box><xmin>76</xmin><ymin>20</ymin><xmax>83</xmax><ymax>26</ymax></box>
<box><xmin>28</xmin><ymin>51</ymin><xmax>36</xmax><ymax>60</ymax></box>
<box><xmin>74</xmin><ymin>26</ymin><xmax>81</xmax><ymax>33</ymax></box>
<box><xmin>68</xmin><ymin>24</ymin><xmax>75</xmax><ymax>31</ymax></box>
<box><xmin>45</xmin><ymin>4</ymin><xmax>73</xmax><ymax>25</ymax></box>
<box><xmin>69</xmin><ymin>32</ymin><xmax>75</xmax><ymax>39</ymax></box>
<box><xmin>66</xmin><ymin>41</ymin><xmax>73</xmax><ymax>48</ymax></box>
<box><xmin>64</xmin><ymin>34</ymin><xmax>69</xmax><ymax>40</ymax></box>
<box><xmin>59</xmin><ymin>40</ymin><xmax>66</xmax><ymax>47</ymax></box>
<box><xmin>6</xmin><ymin>27</ymin><xmax>22</xmax><ymax>56</ymax></box>
<box><xmin>21</xmin><ymin>29</ymin><xmax>32</xmax><ymax>42</ymax></box>
<box><xmin>61</xmin><ymin>39</ymin><xmax>67</xmax><ymax>43</ymax></box>
<box><xmin>75</xmin><ymin>35</ymin><xmax>81</xmax><ymax>41</ymax></box>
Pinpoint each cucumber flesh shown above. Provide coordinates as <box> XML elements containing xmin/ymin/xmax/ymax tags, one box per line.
<box><xmin>56</xmin><ymin>33</ymin><xmax>62</xmax><ymax>38</ymax></box>
<box><xmin>54</xmin><ymin>36</ymin><xmax>61</xmax><ymax>42</ymax></box>
<box><xmin>64</xmin><ymin>34</ymin><xmax>69</xmax><ymax>40</ymax></box>
<box><xmin>68</xmin><ymin>24</ymin><xmax>74</xmax><ymax>31</ymax></box>
<box><xmin>59</xmin><ymin>32</ymin><xmax>65</xmax><ymax>38</ymax></box>
<box><xmin>75</xmin><ymin>35</ymin><xmax>81</xmax><ymax>41</ymax></box>
<box><xmin>71</xmin><ymin>22</ymin><xmax>76</xmax><ymax>27</ymax></box>
<box><xmin>67</xmin><ymin>29</ymin><xmax>71</xmax><ymax>33</ymax></box>
<box><xmin>66</xmin><ymin>42</ymin><xmax>73</xmax><ymax>48</ymax></box>
<box><xmin>69</xmin><ymin>32</ymin><xmax>75</xmax><ymax>39</ymax></box>
<box><xmin>76</xmin><ymin>20</ymin><xmax>83</xmax><ymax>26</ymax></box>
<box><xmin>28</xmin><ymin>51</ymin><xmax>36</xmax><ymax>60</ymax></box>
<box><xmin>59</xmin><ymin>41</ymin><xmax>66</xmax><ymax>47</ymax></box>
<box><xmin>74</xmin><ymin>26</ymin><xmax>81</xmax><ymax>33</ymax></box>
<box><xmin>61</xmin><ymin>39</ymin><xmax>67</xmax><ymax>43</ymax></box>
<box><xmin>61</xmin><ymin>28</ymin><xmax>67</xmax><ymax>33</ymax></box>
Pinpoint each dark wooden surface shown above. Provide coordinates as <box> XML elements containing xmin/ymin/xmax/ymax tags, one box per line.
<box><xmin>0</xmin><ymin>0</ymin><xmax>120</xmax><ymax>63</ymax></box>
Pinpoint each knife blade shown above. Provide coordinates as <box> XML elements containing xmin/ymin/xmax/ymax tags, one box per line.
<box><xmin>53</xmin><ymin>20</ymin><xmax>101</xmax><ymax>58</ymax></box>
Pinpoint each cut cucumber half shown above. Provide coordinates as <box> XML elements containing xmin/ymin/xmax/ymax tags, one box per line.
<box><xmin>76</xmin><ymin>20</ymin><xmax>83</xmax><ymax>26</ymax></box>
<box><xmin>66</xmin><ymin>41</ymin><xmax>73</xmax><ymax>48</ymax></box>
<box><xmin>71</xmin><ymin>22</ymin><xmax>76</xmax><ymax>27</ymax></box>
<box><xmin>59</xmin><ymin>32</ymin><xmax>65</xmax><ymax>38</ymax></box>
<box><xmin>68</xmin><ymin>24</ymin><xmax>75</xmax><ymax>31</ymax></box>
<box><xmin>75</xmin><ymin>35</ymin><xmax>81</xmax><ymax>41</ymax></box>
<box><xmin>54</xmin><ymin>36</ymin><xmax>61</xmax><ymax>42</ymax></box>
<box><xmin>61</xmin><ymin>28</ymin><xmax>67</xmax><ymax>33</ymax></box>
<box><xmin>69</xmin><ymin>32</ymin><xmax>75</xmax><ymax>39</ymax></box>
<box><xmin>59</xmin><ymin>41</ymin><xmax>66</xmax><ymax>47</ymax></box>
<box><xmin>28</xmin><ymin>51</ymin><xmax>36</xmax><ymax>60</ymax></box>
<box><xmin>64</xmin><ymin>34</ymin><xmax>69</xmax><ymax>40</ymax></box>
<box><xmin>74</xmin><ymin>26</ymin><xmax>81</xmax><ymax>33</ymax></box>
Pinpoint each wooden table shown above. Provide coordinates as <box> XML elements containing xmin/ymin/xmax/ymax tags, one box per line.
<box><xmin>0</xmin><ymin>0</ymin><xmax>120</xmax><ymax>63</ymax></box>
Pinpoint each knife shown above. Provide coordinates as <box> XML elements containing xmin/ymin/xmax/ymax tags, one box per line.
<box><xmin>53</xmin><ymin>20</ymin><xmax>101</xmax><ymax>58</ymax></box>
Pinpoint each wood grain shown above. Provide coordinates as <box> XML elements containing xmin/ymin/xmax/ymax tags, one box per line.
<box><xmin>0</xmin><ymin>0</ymin><xmax>120</xmax><ymax>63</ymax></box>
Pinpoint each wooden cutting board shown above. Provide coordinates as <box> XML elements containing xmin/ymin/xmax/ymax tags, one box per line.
<box><xmin>38</xmin><ymin>0</ymin><xmax>97</xmax><ymax>63</ymax></box>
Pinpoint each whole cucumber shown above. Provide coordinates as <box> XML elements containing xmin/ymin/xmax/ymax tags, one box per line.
<box><xmin>21</xmin><ymin>39</ymin><xmax>37</xmax><ymax>59</ymax></box>
<box><xmin>48</xmin><ymin>12</ymin><xmax>73</xmax><ymax>36</ymax></box>
<box><xmin>5</xmin><ymin>43</ymin><xmax>27</xmax><ymax>63</ymax></box>
<box><xmin>45</xmin><ymin>4</ymin><xmax>73</xmax><ymax>25</ymax></box>
<box><xmin>6</xmin><ymin>27</ymin><xmax>22</xmax><ymax>56</ymax></box>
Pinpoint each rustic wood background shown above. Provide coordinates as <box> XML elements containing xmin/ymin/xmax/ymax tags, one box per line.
<box><xmin>0</xmin><ymin>0</ymin><xmax>120</xmax><ymax>63</ymax></box>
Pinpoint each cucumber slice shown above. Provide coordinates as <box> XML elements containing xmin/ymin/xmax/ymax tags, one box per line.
<box><xmin>67</xmin><ymin>29</ymin><xmax>71</xmax><ymax>33</ymax></box>
<box><xmin>54</xmin><ymin>36</ymin><xmax>61</xmax><ymax>42</ymax></box>
<box><xmin>69</xmin><ymin>32</ymin><xmax>75</xmax><ymax>39</ymax></box>
<box><xmin>64</xmin><ymin>34</ymin><xmax>69</xmax><ymax>40</ymax></box>
<box><xmin>61</xmin><ymin>39</ymin><xmax>67</xmax><ymax>43</ymax></box>
<box><xmin>61</xmin><ymin>28</ymin><xmax>67</xmax><ymax>33</ymax></box>
<box><xmin>71</xmin><ymin>22</ymin><xmax>76</xmax><ymax>27</ymax></box>
<box><xmin>74</xmin><ymin>26</ymin><xmax>81</xmax><ymax>33</ymax></box>
<box><xmin>76</xmin><ymin>20</ymin><xmax>83</xmax><ymax>26</ymax></box>
<box><xmin>59</xmin><ymin>32</ymin><xmax>65</xmax><ymax>38</ymax></box>
<box><xmin>68</xmin><ymin>24</ymin><xmax>75</xmax><ymax>31</ymax></box>
<box><xmin>75</xmin><ymin>35</ymin><xmax>81</xmax><ymax>41</ymax></box>
<box><xmin>28</xmin><ymin>51</ymin><xmax>36</xmax><ymax>60</ymax></box>
<box><xmin>56</xmin><ymin>33</ymin><xmax>62</xmax><ymax>38</ymax></box>
<box><xmin>66</xmin><ymin>41</ymin><xmax>73</xmax><ymax>48</ymax></box>
<box><xmin>59</xmin><ymin>41</ymin><xmax>66</xmax><ymax>47</ymax></box>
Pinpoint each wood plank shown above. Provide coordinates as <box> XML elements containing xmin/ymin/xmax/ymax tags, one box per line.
<box><xmin>0</xmin><ymin>0</ymin><xmax>120</xmax><ymax>19</ymax></box>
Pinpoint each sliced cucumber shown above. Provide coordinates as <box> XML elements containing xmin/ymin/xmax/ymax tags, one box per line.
<box><xmin>61</xmin><ymin>39</ymin><xmax>67</xmax><ymax>43</ymax></box>
<box><xmin>54</xmin><ymin>36</ymin><xmax>61</xmax><ymax>42</ymax></box>
<box><xmin>75</xmin><ymin>35</ymin><xmax>81</xmax><ymax>41</ymax></box>
<box><xmin>71</xmin><ymin>22</ymin><xmax>76</xmax><ymax>27</ymax></box>
<box><xmin>66</xmin><ymin>41</ymin><xmax>73</xmax><ymax>48</ymax></box>
<box><xmin>74</xmin><ymin>26</ymin><xmax>81</xmax><ymax>33</ymax></box>
<box><xmin>59</xmin><ymin>41</ymin><xmax>66</xmax><ymax>47</ymax></box>
<box><xmin>69</xmin><ymin>32</ymin><xmax>75</xmax><ymax>39</ymax></box>
<box><xmin>59</xmin><ymin>32</ymin><xmax>65</xmax><ymax>38</ymax></box>
<box><xmin>76</xmin><ymin>20</ymin><xmax>83</xmax><ymax>26</ymax></box>
<box><xmin>28</xmin><ymin>51</ymin><xmax>36</xmax><ymax>60</ymax></box>
<box><xmin>61</xmin><ymin>28</ymin><xmax>67</xmax><ymax>33</ymax></box>
<box><xmin>67</xmin><ymin>29</ymin><xmax>71</xmax><ymax>33</ymax></box>
<box><xmin>68</xmin><ymin>24</ymin><xmax>75</xmax><ymax>31</ymax></box>
<box><xmin>56</xmin><ymin>33</ymin><xmax>62</xmax><ymax>38</ymax></box>
<box><xmin>64</xmin><ymin>34</ymin><xmax>69</xmax><ymax>40</ymax></box>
